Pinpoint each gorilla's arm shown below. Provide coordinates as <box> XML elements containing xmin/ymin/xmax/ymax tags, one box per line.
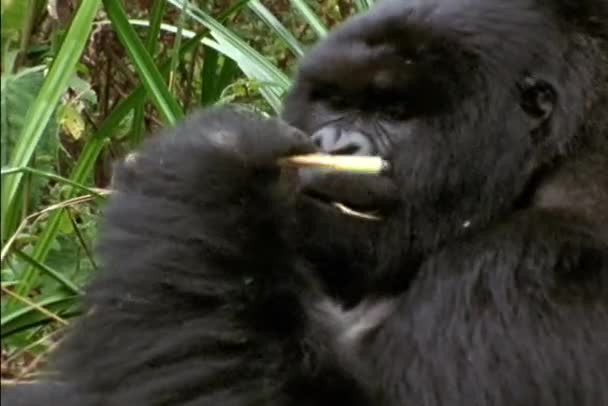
<box><xmin>40</xmin><ymin>108</ymin><xmax>353</xmax><ymax>406</ymax></box>
<box><xmin>1</xmin><ymin>382</ymin><xmax>86</xmax><ymax>406</ymax></box>
<box><xmin>339</xmin><ymin>209</ymin><xmax>608</xmax><ymax>406</ymax></box>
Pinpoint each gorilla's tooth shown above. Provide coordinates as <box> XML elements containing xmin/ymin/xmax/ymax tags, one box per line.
<box><xmin>332</xmin><ymin>202</ymin><xmax>382</xmax><ymax>221</ymax></box>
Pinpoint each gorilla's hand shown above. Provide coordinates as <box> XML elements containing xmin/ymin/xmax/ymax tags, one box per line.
<box><xmin>108</xmin><ymin>107</ymin><xmax>317</xmax><ymax>261</ymax></box>
<box><xmin>50</xmin><ymin>108</ymin><xmax>322</xmax><ymax>405</ymax></box>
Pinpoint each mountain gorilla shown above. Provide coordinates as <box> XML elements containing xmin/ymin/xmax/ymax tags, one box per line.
<box><xmin>3</xmin><ymin>0</ymin><xmax>607</xmax><ymax>405</ymax></box>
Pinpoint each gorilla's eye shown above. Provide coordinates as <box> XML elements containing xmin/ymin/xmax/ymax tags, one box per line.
<box><xmin>310</xmin><ymin>84</ymin><xmax>353</xmax><ymax>109</ymax></box>
<box><xmin>383</xmin><ymin>104</ymin><xmax>409</xmax><ymax>119</ymax></box>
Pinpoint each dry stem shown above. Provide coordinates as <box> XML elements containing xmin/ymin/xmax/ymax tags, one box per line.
<box><xmin>278</xmin><ymin>154</ymin><xmax>389</xmax><ymax>174</ymax></box>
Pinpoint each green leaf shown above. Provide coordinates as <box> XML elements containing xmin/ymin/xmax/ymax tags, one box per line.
<box><xmin>1</xmin><ymin>295</ymin><xmax>80</xmax><ymax>338</ymax></box>
<box><xmin>103</xmin><ymin>0</ymin><xmax>183</xmax><ymax>125</ymax></box>
<box><xmin>248</xmin><ymin>0</ymin><xmax>305</xmax><ymax>57</ymax></box>
<box><xmin>289</xmin><ymin>0</ymin><xmax>328</xmax><ymax>38</ymax></box>
<box><xmin>199</xmin><ymin>40</ymin><xmax>240</xmax><ymax>106</ymax></box>
<box><xmin>1</xmin><ymin>166</ymin><xmax>106</xmax><ymax>198</ymax></box>
<box><xmin>7</xmin><ymin>28</ymin><xmax>214</xmax><ymax>312</ymax></box>
<box><xmin>354</xmin><ymin>0</ymin><xmax>375</xmax><ymax>12</ymax></box>
<box><xmin>14</xmin><ymin>249</ymin><xmax>82</xmax><ymax>295</ymax></box>
<box><xmin>130</xmin><ymin>0</ymin><xmax>167</xmax><ymax>147</ymax></box>
<box><xmin>0</xmin><ymin>0</ymin><xmax>33</xmax><ymax>54</ymax></box>
<box><xmin>58</xmin><ymin>102</ymin><xmax>86</xmax><ymax>140</ymax></box>
<box><xmin>1</xmin><ymin>0</ymin><xmax>101</xmax><ymax>241</ymax></box>
<box><xmin>6</xmin><ymin>0</ymin><xmax>251</xmax><ymax>318</ymax></box>
<box><xmin>0</xmin><ymin>66</ymin><xmax>50</xmax><ymax>168</ymax></box>
<box><xmin>167</xmin><ymin>0</ymin><xmax>291</xmax><ymax>113</ymax></box>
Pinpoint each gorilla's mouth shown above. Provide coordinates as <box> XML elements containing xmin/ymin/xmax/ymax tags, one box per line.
<box><xmin>332</xmin><ymin>202</ymin><xmax>383</xmax><ymax>220</ymax></box>
<box><xmin>303</xmin><ymin>190</ymin><xmax>384</xmax><ymax>221</ymax></box>
<box><xmin>279</xmin><ymin>153</ymin><xmax>396</xmax><ymax>220</ymax></box>
<box><xmin>295</xmin><ymin>167</ymin><xmax>398</xmax><ymax>220</ymax></box>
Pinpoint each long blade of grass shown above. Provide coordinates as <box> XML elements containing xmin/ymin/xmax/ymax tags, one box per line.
<box><xmin>1</xmin><ymin>166</ymin><xmax>106</xmax><ymax>198</ymax></box>
<box><xmin>354</xmin><ymin>0</ymin><xmax>375</xmax><ymax>12</ymax></box>
<box><xmin>1</xmin><ymin>0</ymin><xmax>101</xmax><ymax>241</ymax></box>
<box><xmin>168</xmin><ymin>0</ymin><xmax>189</xmax><ymax>92</ymax></box>
<box><xmin>201</xmin><ymin>36</ymin><xmax>284</xmax><ymax>112</ymax></box>
<box><xmin>1</xmin><ymin>295</ymin><xmax>80</xmax><ymax>338</ymax></box>
<box><xmin>103</xmin><ymin>0</ymin><xmax>183</xmax><ymax>124</ymax></box>
<box><xmin>289</xmin><ymin>0</ymin><xmax>328</xmax><ymax>38</ymax></box>
<box><xmin>108</xmin><ymin>21</ymin><xmax>225</xmax><ymax>106</ymax></box>
<box><xmin>167</xmin><ymin>0</ymin><xmax>291</xmax><ymax>98</ymax></box>
<box><xmin>129</xmin><ymin>0</ymin><xmax>288</xmax><ymax>109</ymax></box>
<box><xmin>14</xmin><ymin>250</ymin><xmax>82</xmax><ymax>295</ymax></box>
<box><xmin>213</xmin><ymin>56</ymin><xmax>240</xmax><ymax>102</ymax></box>
<box><xmin>130</xmin><ymin>0</ymin><xmax>167</xmax><ymax>147</ymax></box>
<box><xmin>200</xmin><ymin>46</ymin><xmax>239</xmax><ymax>106</ymax></box>
<box><xmin>200</xmin><ymin>44</ymin><xmax>221</xmax><ymax>105</ymax></box>
<box><xmin>248</xmin><ymin>0</ymin><xmax>305</xmax><ymax>57</ymax></box>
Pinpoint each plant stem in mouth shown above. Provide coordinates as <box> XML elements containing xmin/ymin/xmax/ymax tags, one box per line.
<box><xmin>278</xmin><ymin>154</ymin><xmax>389</xmax><ymax>175</ymax></box>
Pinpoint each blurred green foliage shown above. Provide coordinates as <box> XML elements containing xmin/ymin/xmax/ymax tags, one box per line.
<box><xmin>0</xmin><ymin>0</ymin><xmax>372</xmax><ymax>381</ymax></box>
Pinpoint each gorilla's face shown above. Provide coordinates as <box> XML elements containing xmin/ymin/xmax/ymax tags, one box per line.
<box><xmin>282</xmin><ymin>0</ymin><xmax>584</xmax><ymax>256</ymax></box>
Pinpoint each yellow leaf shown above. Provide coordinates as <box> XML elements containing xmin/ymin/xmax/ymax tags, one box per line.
<box><xmin>58</xmin><ymin>103</ymin><xmax>85</xmax><ymax>140</ymax></box>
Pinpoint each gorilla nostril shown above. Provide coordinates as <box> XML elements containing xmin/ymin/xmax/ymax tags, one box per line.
<box><xmin>332</xmin><ymin>143</ymin><xmax>362</xmax><ymax>155</ymax></box>
<box><xmin>335</xmin><ymin>130</ymin><xmax>375</xmax><ymax>155</ymax></box>
<box><xmin>311</xmin><ymin>126</ymin><xmax>339</xmax><ymax>150</ymax></box>
<box><xmin>311</xmin><ymin>127</ymin><xmax>375</xmax><ymax>155</ymax></box>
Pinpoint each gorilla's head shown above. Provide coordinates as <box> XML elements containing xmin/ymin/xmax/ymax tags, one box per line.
<box><xmin>282</xmin><ymin>0</ymin><xmax>608</xmax><ymax>302</ymax></box>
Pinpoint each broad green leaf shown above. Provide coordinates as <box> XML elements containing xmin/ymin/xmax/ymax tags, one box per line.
<box><xmin>0</xmin><ymin>66</ymin><xmax>50</xmax><ymax>167</ymax></box>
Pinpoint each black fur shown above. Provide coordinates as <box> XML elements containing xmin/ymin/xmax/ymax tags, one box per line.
<box><xmin>3</xmin><ymin>0</ymin><xmax>607</xmax><ymax>405</ymax></box>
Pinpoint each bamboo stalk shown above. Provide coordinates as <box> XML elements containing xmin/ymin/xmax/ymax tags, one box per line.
<box><xmin>278</xmin><ymin>154</ymin><xmax>389</xmax><ymax>174</ymax></box>
<box><xmin>279</xmin><ymin>154</ymin><xmax>387</xmax><ymax>221</ymax></box>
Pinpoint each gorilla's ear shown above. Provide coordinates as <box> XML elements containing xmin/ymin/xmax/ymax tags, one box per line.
<box><xmin>517</xmin><ymin>76</ymin><xmax>557</xmax><ymax>132</ymax></box>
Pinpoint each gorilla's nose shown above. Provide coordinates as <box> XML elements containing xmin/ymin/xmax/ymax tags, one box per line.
<box><xmin>311</xmin><ymin>126</ymin><xmax>375</xmax><ymax>155</ymax></box>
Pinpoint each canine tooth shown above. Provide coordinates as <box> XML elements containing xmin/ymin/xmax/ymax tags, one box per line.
<box><xmin>332</xmin><ymin>203</ymin><xmax>382</xmax><ymax>221</ymax></box>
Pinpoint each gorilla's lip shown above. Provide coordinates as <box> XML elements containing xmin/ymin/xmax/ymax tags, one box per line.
<box><xmin>296</xmin><ymin>167</ymin><xmax>397</xmax><ymax>220</ymax></box>
<box><xmin>299</xmin><ymin>193</ymin><xmax>383</xmax><ymax>221</ymax></box>
<box><xmin>332</xmin><ymin>202</ymin><xmax>383</xmax><ymax>220</ymax></box>
<box><xmin>302</xmin><ymin>189</ymin><xmax>381</xmax><ymax>213</ymax></box>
